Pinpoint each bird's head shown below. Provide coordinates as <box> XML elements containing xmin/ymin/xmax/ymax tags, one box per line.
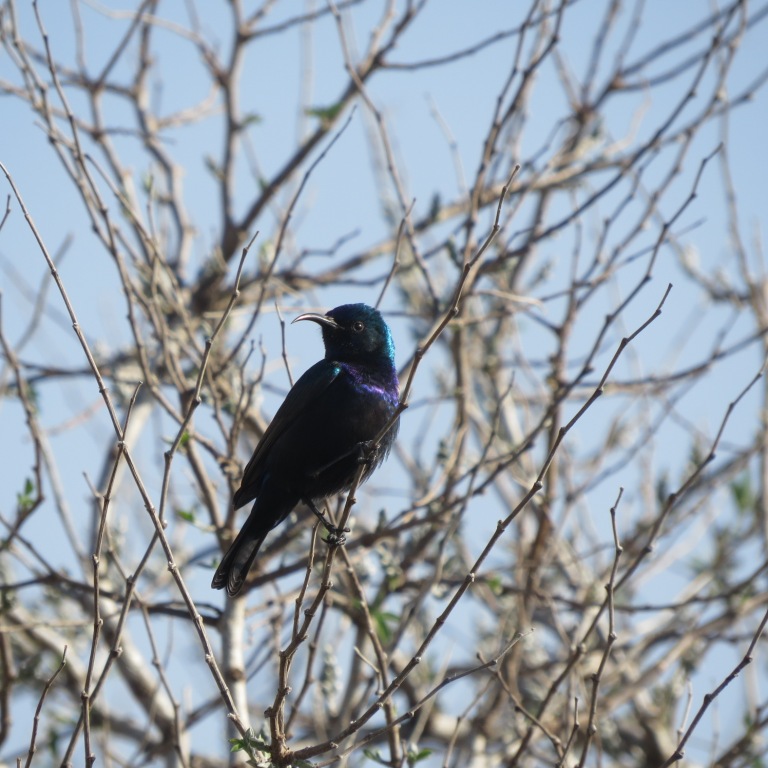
<box><xmin>293</xmin><ymin>303</ymin><xmax>395</xmax><ymax>365</ymax></box>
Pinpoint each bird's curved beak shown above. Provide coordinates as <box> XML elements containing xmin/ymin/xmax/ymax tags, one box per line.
<box><xmin>292</xmin><ymin>312</ymin><xmax>341</xmax><ymax>329</ymax></box>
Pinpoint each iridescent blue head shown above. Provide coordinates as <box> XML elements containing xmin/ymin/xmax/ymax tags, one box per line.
<box><xmin>293</xmin><ymin>303</ymin><xmax>396</xmax><ymax>366</ymax></box>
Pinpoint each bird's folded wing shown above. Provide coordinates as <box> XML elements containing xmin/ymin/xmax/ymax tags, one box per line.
<box><xmin>233</xmin><ymin>360</ymin><xmax>341</xmax><ymax>509</ymax></box>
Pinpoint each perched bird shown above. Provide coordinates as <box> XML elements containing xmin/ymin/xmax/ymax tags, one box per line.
<box><xmin>212</xmin><ymin>303</ymin><xmax>400</xmax><ymax>597</ymax></box>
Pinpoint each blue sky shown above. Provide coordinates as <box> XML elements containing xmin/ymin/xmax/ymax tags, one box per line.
<box><xmin>2</xmin><ymin>1</ymin><xmax>768</xmax><ymax>763</ymax></box>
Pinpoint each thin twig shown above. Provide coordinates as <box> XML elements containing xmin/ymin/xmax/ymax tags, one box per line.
<box><xmin>24</xmin><ymin>646</ymin><xmax>67</xmax><ymax>768</ymax></box>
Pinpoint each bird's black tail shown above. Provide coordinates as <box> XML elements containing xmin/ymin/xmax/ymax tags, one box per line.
<box><xmin>211</xmin><ymin>524</ymin><xmax>267</xmax><ymax>597</ymax></box>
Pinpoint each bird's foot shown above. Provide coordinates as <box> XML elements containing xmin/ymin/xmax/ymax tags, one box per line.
<box><xmin>304</xmin><ymin>497</ymin><xmax>350</xmax><ymax>544</ymax></box>
<box><xmin>357</xmin><ymin>440</ymin><xmax>379</xmax><ymax>467</ymax></box>
<box><xmin>322</xmin><ymin>525</ymin><xmax>349</xmax><ymax>547</ymax></box>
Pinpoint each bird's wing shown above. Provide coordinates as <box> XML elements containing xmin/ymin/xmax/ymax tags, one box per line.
<box><xmin>233</xmin><ymin>359</ymin><xmax>341</xmax><ymax>509</ymax></box>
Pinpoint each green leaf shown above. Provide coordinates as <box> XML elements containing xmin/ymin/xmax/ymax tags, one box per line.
<box><xmin>204</xmin><ymin>155</ymin><xmax>225</xmax><ymax>181</ymax></box>
<box><xmin>371</xmin><ymin>608</ymin><xmax>399</xmax><ymax>644</ymax></box>
<box><xmin>142</xmin><ymin>172</ymin><xmax>154</xmax><ymax>194</ymax></box>
<box><xmin>730</xmin><ymin>472</ymin><xmax>755</xmax><ymax>515</ymax></box>
<box><xmin>445</xmin><ymin>238</ymin><xmax>460</xmax><ymax>266</ymax></box>
<box><xmin>407</xmin><ymin>747</ymin><xmax>433</xmax><ymax>766</ymax></box>
<box><xmin>305</xmin><ymin>101</ymin><xmax>344</xmax><ymax>127</ymax></box>
<box><xmin>10</xmin><ymin>381</ymin><xmax>40</xmax><ymax>413</ymax></box>
<box><xmin>30</xmin><ymin>383</ymin><xmax>40</xmax><ymax>412</ymax></box>
<box><xmin>486</xmin><ymin>573</ymin><xmax>503</xmax><ymax>595</ymax></box>
<box><xmin>363</xmin><ymin>748</ymin><xmax>387</xmax><ymax>765</ymax></box>
<box><xmin>429</xmin><ymin>192</ymin><xmax>441</xmax><ymax>222</ymax></box>
<box><xmin>242</xmin><ymin>112</ymin><xmax>263</xmax><ymax>127</ymax></box>
<box><xmin>228</xmin><ymin>727</ymin><xmax>270</xmax><ymax>760</ymax></box>
<box><xmin>228</xmin><ymin>739</ymin><xmax>243</xmax><ymax>754</ymax></box>
<box><xmin>655</xmin><ymin>474</ymin><xmax>669</xmax><ymax>507</ymax></box>
<box><xmin>17</xmin><ymin>477</ymin><xmax>36</xmax><ymax>514</ymax></box>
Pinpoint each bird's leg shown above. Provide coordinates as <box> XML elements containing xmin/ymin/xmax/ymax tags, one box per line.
<box><xmin>356</xmin><ymin>440</ymin><xmax>379</xmax><ymax>467</ymax></box>
<box><xmin>302</xmin><ymin>497</ymin><xmax>349</xmax><ymax>545</ymax></box>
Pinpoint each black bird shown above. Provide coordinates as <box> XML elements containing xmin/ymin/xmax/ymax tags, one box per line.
<box><xmin>212</xmin><ymin>303</ymin><xmax>400</xmax><ymax>596</ymax></box>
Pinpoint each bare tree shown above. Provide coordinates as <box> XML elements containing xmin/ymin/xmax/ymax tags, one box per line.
<box><xmin>2</xmin><ymin>1</ymin><xmax>768</xmax><ymax>766</ymax></box>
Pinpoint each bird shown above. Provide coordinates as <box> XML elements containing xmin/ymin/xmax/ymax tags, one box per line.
<box><xmin>211</xmin><ymin>303</ymin><xmax>400</xmax><ymax>597</ymax></box>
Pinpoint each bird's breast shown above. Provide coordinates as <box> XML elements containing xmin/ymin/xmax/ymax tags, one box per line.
<box><xmin>336</xmin><ymin>362</ymin><xmax>399</xmax><ymax>409</ymax></box>
<box><xmin>267</xmin><ymin>362</ymin><xmax>398</xmax><ymax>499</ymax></box>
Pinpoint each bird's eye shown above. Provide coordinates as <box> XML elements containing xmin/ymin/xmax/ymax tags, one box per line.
<box><xmin>352</xmin><ymin>320</ymin><xmax>365</xmax><ymax>333</ymax></box>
